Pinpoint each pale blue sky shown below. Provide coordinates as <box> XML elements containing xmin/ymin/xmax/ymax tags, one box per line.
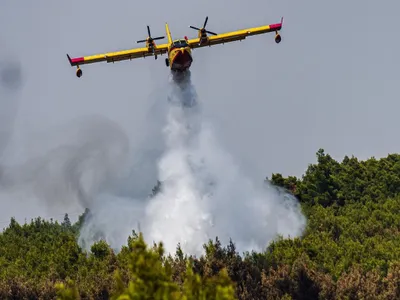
<box><xmin>0</xmin><ymin>0</ymin><xmax>399</xmax><ymax>221</ymax></box>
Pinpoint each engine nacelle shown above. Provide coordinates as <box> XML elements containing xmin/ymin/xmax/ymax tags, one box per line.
<box><xmin>76</xmin><ymin>67</ymin><xmax>82</xmax><ymax>78</ymax></box>
<box><xmin>275</xmin><ymin>33</ymin><xmax>281</xmax><ymax>44</ymax></box>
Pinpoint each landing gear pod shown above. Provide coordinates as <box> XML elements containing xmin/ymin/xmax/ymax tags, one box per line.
<box><xmin>275</xmin><ymin>33</ymin><xmax>281</xmax><ymax>44</ymax></box>
<box><xmin>76</xmin><ymin>67</ymin><xmax>82</xmax><ymax>78</ymax></box>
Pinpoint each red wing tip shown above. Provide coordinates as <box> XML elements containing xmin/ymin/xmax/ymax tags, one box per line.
<box><xmin>270</xmin><ymin>23</ymin><xmax>282</xmax><ymax>30</ymax></box>
<box><xmin>66</xmin><ymin>54</ymin><xmax>84</xmax><ymax>66</ymax></box>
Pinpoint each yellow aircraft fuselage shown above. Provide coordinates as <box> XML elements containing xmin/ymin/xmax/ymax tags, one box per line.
<box><xmin>167</xmin><ymin>41</ymin><xmax>193</xmax><ymax>72</ymax></box>
<box><xmin>164</xmin><ymin>23</ymin><xmax>193</xmax><ymax>72</ymax></box>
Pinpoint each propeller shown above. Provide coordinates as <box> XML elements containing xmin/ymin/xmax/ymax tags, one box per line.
<box><xmin>189</xmin><ymin>16</ymin><xmax>217</xmax><ymax>35</ymax></box>
<box><xmin>137</xmin><ymin>25</ymin><xmax>165</xmax><ymax>43</ymax></box>
<box><xmin>136</xmin><ymin>26</ymin><xmax>164</xmax><ymax>59</ymax></box>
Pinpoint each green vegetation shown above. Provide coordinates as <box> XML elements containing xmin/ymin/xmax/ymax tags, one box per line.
<box><xmin>0</xmin><ymin>148</ymin><xmax>399</xmax><ymax>299</ymax></box>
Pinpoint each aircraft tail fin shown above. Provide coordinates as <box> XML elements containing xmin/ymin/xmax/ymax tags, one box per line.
<box><xmin>165</xmin><ymin>23</ymin><xmax>173</xmax><ymax>44</ymax></box>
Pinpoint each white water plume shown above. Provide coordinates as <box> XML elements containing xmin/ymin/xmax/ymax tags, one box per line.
<box><xmin>140</xmin><ymin>71</ymin><xmax>306</xmax><ymax>256</ymax></box>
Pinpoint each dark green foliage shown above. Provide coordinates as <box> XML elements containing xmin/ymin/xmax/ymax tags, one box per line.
<box><xmin>270</xmin><ymin>149</ymin><xmax>400</xmax><ymax>207</ymax></box>
<box><xmin>0</xmin><ymin>149</ymin><xmax>399</xmax><ymax>299</ymax></box>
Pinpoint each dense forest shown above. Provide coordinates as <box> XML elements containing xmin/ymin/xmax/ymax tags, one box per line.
<box><xmin>0</xmin><ymin>148</ymin><xmax>399</xmax><ymax>299</ymax></box>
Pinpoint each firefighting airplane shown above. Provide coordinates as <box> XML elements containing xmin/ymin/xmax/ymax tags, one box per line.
<box><xmin>66</xmin><ymin>16</ymin><xmax>284</xmax><ymax>78</ymax></box>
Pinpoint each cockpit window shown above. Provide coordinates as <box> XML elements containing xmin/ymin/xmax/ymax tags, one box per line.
<box><xmin>173</xmin><ymin>39</ymin><xmax>188</xmax><ymax>48</ymax></box>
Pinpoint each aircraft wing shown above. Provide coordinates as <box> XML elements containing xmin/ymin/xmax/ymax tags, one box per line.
<box><xmin>187</xmin><ymin>17</ymin><xmax>283</xmax><ymax>49</ymax></box>
<box><xmin>67</xmin><ymin>43</ymin><xmax>169</xmax><ymax>66</ymax></box>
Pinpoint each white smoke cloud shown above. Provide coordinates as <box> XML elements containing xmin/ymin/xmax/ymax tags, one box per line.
<box><xmin>0</xmin><ymin>115</ymin><xmax>130</xmax><ymax>223</ymax></box>
<box><xmin>0</xmin><ymin>52</ymin><xmax>23</xmax><ymax>161</ymax></box>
